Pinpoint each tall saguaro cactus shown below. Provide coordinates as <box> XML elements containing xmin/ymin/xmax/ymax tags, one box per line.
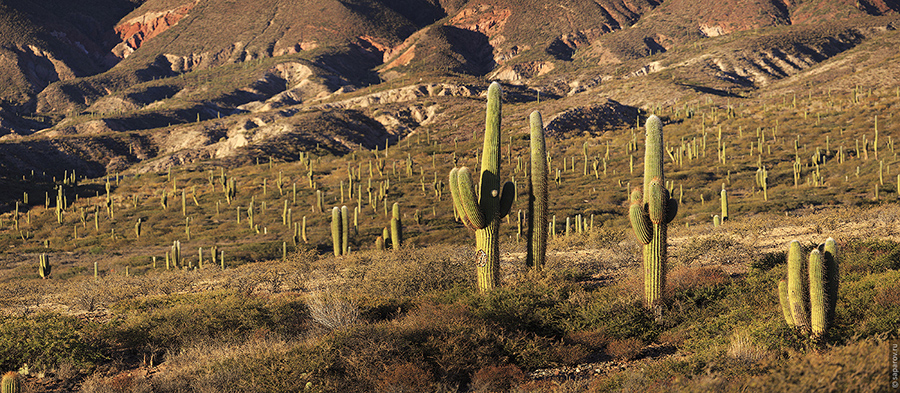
<box><xmin>449</xmin><ymin>82</ymin><xmax>515</xmax><ymax>292</ymax></box>
<box><xmin>526</xmin><ymin>110</ymin><xmax>548</xmax><ymax>270</ymax></box>
<box><xmin>629</xmin><ymin>115</ymin><xmax>677</xmax><ymax>309</ymax></box>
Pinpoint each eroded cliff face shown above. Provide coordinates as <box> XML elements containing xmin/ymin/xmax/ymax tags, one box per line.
<box><xmin>111</xmin><ymin>1</ymin><xmax>198</xmax><ymax>59</ymax></box>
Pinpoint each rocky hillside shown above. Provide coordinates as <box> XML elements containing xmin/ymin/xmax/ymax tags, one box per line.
<box><xmin>0</xmin><ymin>0</ymin><xmax>898</xmax><ymax>188</ymax></box>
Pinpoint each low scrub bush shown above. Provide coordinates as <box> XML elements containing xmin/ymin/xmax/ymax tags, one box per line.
<box><xmin>0</xmin><ymin>313</ymin><xmax>104</xmax><ymax>372</ymax></box>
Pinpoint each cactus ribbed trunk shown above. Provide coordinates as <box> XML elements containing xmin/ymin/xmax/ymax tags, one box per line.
<box><xmin>787</xmin><ymin>240</ymin><xmax>810</xmax><ymax>331</ymax></box>
<box><xmin>341</xmin><ymin>205</ymin><xmax>350</xmax><ymax>255</ymax></box>
<box><xmin>476</xmin><ymin>221</ymin><xmax>500</xmax><ymax>292</ymax></box>
<box><xmin>391</xmin><ymin>202</ymin><xmax>402</xmax><ymax>250</ymax></box>
<box><xmin>526</xmin><ymin>111</ymin><xmax>548</xmax><ymax>270</ymax></box>
<box><xmin>808</xmin><ymin>249</ymin><xmax>826</xmax><ymax>338</ymax></box>
<box><xmin>823</xmin><ymin>238</ymin><xmax>839</xmax><ymax>323</ymax></box>
<box><xmin>644</xmin><ymin>221</ymin><xmax>666</xmax><ymax>306</ymax></box>
<box><xmin>2</xmin><ymin>372</ymin><xmax>20</xmax><ymax>393</ymax></box>
<box><xmin>778</xmin><ymin>279</ymin><xmax>794</xmax><ymax>327</ymax></box>
<box><xmin>331</xmin><ymin>207</ymin><xmax>342</xmax><ymax>257</ymax></box>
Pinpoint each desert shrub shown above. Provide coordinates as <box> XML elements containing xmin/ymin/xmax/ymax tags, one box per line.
<box><xmin>324</xmin><ymin>302</ymin><xmax>514</xmax><ymax>390</ymax></box>
<box><xmin>667</xmin><ymin>266</ymin><xmax>731</xmax><ymax>307</ymax></box>
<box><xmin>0</xmin><ymin>313</ymin><xmax>104</xmax><ymax>372</ymax></box>
<box><xmin>836</xmin><ymin>269</ymin><xmax>900</xmax><ymax>340</ymax></box>
<box><xmin>739</xmin><ymin>336</ymin><xmax>888</xmax><ymax>392</ymax></box>
<box><xmin>348</xmin><ymin>246</ymin><xmax>475</xmax><ymax>297</ymax></box>
<box><xmin>750</xmin><ymin>250</ymin><xmax>785</xmax><ymax>272</ymax></box>
<box><xmin>308</xmin><ymin>293</ymin><xmax>360</xmax><ymax>330</ymax></box>
<box><xmin>671</xmin><ymin>233</ymin><xmax>757</xmax><ymax>267</ymax></box>
<box><xmin>107</xmin><ymin>291</ymin><xmax>308</xmax><ymax>355</ymax></box>
<box><xmin>469</xmin><ymin>364</ymin><xmax>526</xmax><ymax>393</ymax></box>
<box><xmin>842</xmin><ymin>239</ymin><xmax>900</xmax><ymax>274</ymax></box>
<box><xmin>466</xmin><ymin>283</ymin><xmax>570</xmax><ymax>337</ymax></box>
<box><xmin>377</xmin><ymin>362</ymin><xmax>436</xmax><ymax>393</ymax></box>
<box><xmin>725</xmin><ymin>331</ymin><xmax>769</xmax><ymax>365</ymax></box>
<box><xmin>567</xmin><ymin>292</ymin><xmax>661</xmax><ymax>343</ymax></box>
<box><xmin>606</xmin><ymin>337</ymin><xmax>643</xmax><ymax>361</ymax></box>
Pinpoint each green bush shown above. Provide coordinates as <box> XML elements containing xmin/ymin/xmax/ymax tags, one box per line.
<box><xmin>0</xmin><ymin>313</ymin><xmax>104</xmax><ymax>371</ymax></box>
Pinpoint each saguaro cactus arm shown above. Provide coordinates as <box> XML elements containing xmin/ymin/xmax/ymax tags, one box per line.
<box><xmin>450</xmin><ymin>167</ymin><xmax>486</xmax><ymax>230</ymax></box>
<box><xmin>629</xmin><ymin>188</ymin><xmax>652</xmax><ymax>245</ymax></box>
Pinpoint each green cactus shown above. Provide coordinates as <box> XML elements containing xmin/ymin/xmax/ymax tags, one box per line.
<box><xmin>777</xmin><ymin>279</ymin><xmax>794</xmax><ymax>328</ymax></box>
<box><xmin>375</xmin><ymin>236</ymin><xmax>385</xmax><ymax>251</ymax></box>
<box><xmin>720</xmin><ymin>187</ymin><xmax>728</xmax><ymax>221</ymax></box>
<box><xmin>526</xmin><ymin>111</ymin><xmax>548</xmax><ymax>270</ymax></box>
<box><xmin>448</xmin><ymin>82</ymin><xmax>515</xmax><ymax>292</ymax></box>
<box><xmin>786</xmin><ymin>240</ymin><xmax>809</xmax><ymax>330</ymax></box>
<box><xmin>38</xmin><ymin>253</ymin><xmax>51</xmax><ymax>279</ymax></box>
<box><xmin>341</xmin><ymin>206</ymin><xmax>350</xmax><ymax>255</ymax></box>
<box><xmin>331</xmin><ymin>207</ymin><xmax>342</xmax><ymax>256</ymax></box>
<box><xmin>171</xmin><ymin>240</ymin><xmax>182</xmax><ymax>267</ymax></box>
<box><xmin>781</xmin><ymin>239</ymin><xmax>839</xmax><ymax>340</ymax></box>
<box><xmin>808</xmin><ymin>249</ymin><xmax>826</xmax><ymax>337</ymax></box>
<box><xmin>2</xmin><ymin>371</ymin><xmax>20</xmax><ymax>393</ymax></box>
<box><xmin>628</xmin><ymin>115</ymin><xmax>677</xmax><ymax>309</ymax></box>
<box><xmin>823</xmin><ymin>238</ymin><xmax>839</xmax><ymax>324</ymax></box>
<box><xmin>390</xmin><ymin>202</ymin><xmax>402</xmax><ymax>250</ymax></box>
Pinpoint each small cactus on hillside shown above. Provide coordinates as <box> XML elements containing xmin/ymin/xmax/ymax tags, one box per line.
<box><xmin>38</xmin><ymin>254</ymin><xmax>51</xmax><ymax>279</ymax></box>
<box><xmin>331</xmin><ymin>207</ymin><xmax>342</xmax><ymax>256</ymax></box>
<box><xmin>390</xmin><ymin>202</ymin><xmax>402</xmax><ymax>250</ymax></box>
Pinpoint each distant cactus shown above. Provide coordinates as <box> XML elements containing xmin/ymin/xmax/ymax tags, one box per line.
<box><xmin>448</xmin><ymin>82</ymin><xmax>515</xmax><ymax>291</ymax></box>
<box><xmin>779</xmin><ymin>239</ymin><xmax>839</xmax><ymax>340</ymax></box>
<box><xmin>341</xmin><ymin>206</ymin><xmax>350</xmax><ymax>255</ymax></box>
<box><xmin>526</xmin><ymin>111</ymin><xmax>548</xmax><ymax>270</ymax></box>
<box><xmin>628</xmin><ymin>115</ymin><xmax>677</xmax><ymax>310</ymax></box>
<box><xmin>331</xmin><ymin>207</ymin><xmax>342</xmax><ymax>256</ymax></box>
<box><xmin>390</xmin><ymin>202</ymin><xmax>402</xmax><ymax>250</ymax></box>
<box><xmin>38</xmin><ymin>253</ymin><xmax>51</xmax><ymax>279</ymax></box>
<box><xmin>720</xmin><ymin>187</ymin><xmax>728</xmax><ymax>221</ymax></box>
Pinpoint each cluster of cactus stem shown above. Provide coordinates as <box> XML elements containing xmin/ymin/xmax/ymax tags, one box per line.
<box><xmin>2</xmin><ymin>372</ymin><xmax>19</xmax><ymax>393</ymax></box>
<box><xmin>778</xmin><ymin>239</ymin><xmax>839</xmax><ymax>340</ymax></box>
<box><xmin>330</xmin><ymin>206</ymin><xmax>350</xmax><ymax>256</ymax></box>
<box><xmin>629</xmin><ymin>115</ymin><xmax>678</xmax><ymax>310</ymax></box>
<box><xmin>449</xmin><ymin>82</ymin><xmax>515</xmax><ymax>292</ymax></box>
<box><xmin>38</xmin><ymin>254</ymin><xmax>51</xmax><ymax>279</ymax></box>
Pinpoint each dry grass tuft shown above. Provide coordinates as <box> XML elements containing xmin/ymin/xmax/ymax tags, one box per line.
<box><xmin>307</xmin><ymin>293</ymin><xmax>360</xmax><ymax>330</ymax></box>
<box><xmin>726</xmin><ymin>331</ymin><xmax>769</xmax><ymax>364</ymax></box>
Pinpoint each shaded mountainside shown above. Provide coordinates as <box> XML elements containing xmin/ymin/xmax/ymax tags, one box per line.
<box><xmin>0</xmin><ymin>0</ymin><xmax>898</xmax><ymax>181</ymax></box>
